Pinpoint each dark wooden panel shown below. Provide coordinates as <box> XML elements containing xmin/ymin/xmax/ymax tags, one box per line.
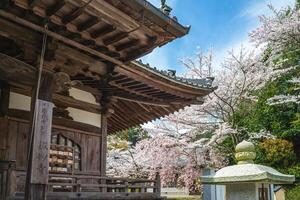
<box><xmin>6</xmin><ymin>120</ymin><xmax>18</xmax><ymax>161</ymax></box>
<box><xmin>81</xmin><ymin>134</ymin><xmax>88</xmax><ymax>172</ymax></box>
<box><xmin>16</xmin><ymin>122</ymin><xmax>29</xmax><ymax>170</ymax></box>
<box><xmin>0</xmin><ymin>118</ymin><xmax>8</xmax><ymax>160</ymax></box>
<box><xmin>73</xmin><ymin>131</ymin><xmax>84</xmax><ymax>171</ymax></box>
<box><xmin>86</xmin><ymin>135</ymin><xmax>100</xmax><ymax>172</ymax></box>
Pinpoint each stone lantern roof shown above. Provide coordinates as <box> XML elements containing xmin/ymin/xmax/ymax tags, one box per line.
<box><xmin>200</xmin><ymin>140</ymin><xmax>295</xmax><ymax>185</ymax></box>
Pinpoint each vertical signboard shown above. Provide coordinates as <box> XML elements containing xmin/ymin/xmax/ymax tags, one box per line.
<box><xmin>30</xmin><ymin>100</ymin><xmax>54</xmax><ymax>184</ymax></box>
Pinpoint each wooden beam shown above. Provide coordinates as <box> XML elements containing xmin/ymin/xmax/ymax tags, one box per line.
<box><xmin>143</xmin><ymin>89</ymin><xmax>160</xmax><ymax>94</ymax></box>
<box><xmin>0</xmin><ymin>10</ymin><xmax>210</xmax><ymax>99</ymax></box>
<box><xmin>115</xmin><ymin>39</ymin><xmax>140</xmax><ymax>51</ymax></box>
<box><xmin>110</xmin><ymin>82</ymin><xmax>163</xmax><ymax>102</ymax></box>
<box><xmin>11</xmin><ymin>86</ymin><xmax>102</xmax><ymax>115</ymax></box>
<box><xmin>0</xmin><ymin>10</ymin><xmax>125</xmax><ymax>66</ymax></box>
<box><xmin>116</xmin><ymin>100</ymin><xmax>154</xmax><ymax>123</ymax></box>
<box><xmin>113</xmin><ymin>101</ymin><xmax>144</xmax><ymax>125</ymax></box>
<box><xmin>8</xmin><ymin>109</ymin><xmax>102</xmax><ymax>134</ymax></box>
<box><xmin>46</xmin><ymin>1</ymin><xmax>66</xmax><ymax>17</ymax></box>
<box><xmin>135</xmin><ymin>87</ymin><xmax>154</xmax><ymax>92</ymax></box>
<box><xmin>107</xmin><ymin>115</ymin><xmax>127</xmax><ymax>131</ymax></box>
<box><xmin>0</xmin><ymin>53</ymin><xmax>36</xmax><ymax>85</ymax></box>
<box><xmin>0</xmin><ymin>18</ymin><xmax>41</xmax><ymax>47</ymax></box>
<box><xmin>91</xmin><ymin>25</ymin><xmax>116</xmax><ymax>39</ymax></box>
<box><xmin>103</xmin><ymin>32</ymin><xmax>128</xmax><ymax>46</ymax></box>
<box><xmin>28</xmin><ymin>0</ymin><xmax>41</xmax><ymax>8</ymax></box>
<box><xmin>114</xmin><ymin>78</ymin><xmax>133</xmax><ymax>84</ymax></box>
<box><xmin>121</xmin><ymin>81</ymin><xmax>141</xmax><ymax>87</ymax></box>
<box><xmin>67</xmin><ymin>0</ymin><xmax>140</xmax><ymax>32</ymax></box>
<box><xmin>77</xmin><ymin>16</ymin><xmax>99</xmax><ymax>32</ymax></box>
<box><xmin>112</xmin><ymin>93</ymin><xmax>169</xmax><ymax>107</ymax></box>
<box><xmin>62</xmin><ymin>7</ymin><xmax>84</xmax><ymax>24</ymax></box>
<box><xmin>128</xmin><ymin>84</ymin><xmax>148</xmax><ymax>89</ymax></box>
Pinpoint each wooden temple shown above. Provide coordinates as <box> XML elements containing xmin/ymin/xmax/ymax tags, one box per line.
<box><xmin>0</xmin><ymin>0</ymin><xmax>215</xmax><ymax>199</ymax></box>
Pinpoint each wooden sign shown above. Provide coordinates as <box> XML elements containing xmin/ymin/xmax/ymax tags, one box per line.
<box><xmin>31</xmin><ymin>99</ymin><xmax>54</xmax><ymax>184</ymax></box>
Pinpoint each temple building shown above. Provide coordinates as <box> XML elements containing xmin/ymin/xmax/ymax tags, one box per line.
<box><xmin>0</xmin><ymin>0</ymin><xmax>214</xmax><ymax>199</ymax></box>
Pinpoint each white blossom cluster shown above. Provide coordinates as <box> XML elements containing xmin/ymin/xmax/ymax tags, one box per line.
<box><xmin>250</xmin><ymin>4</ymin><xmax>300</xmax><ymax>56</ymax></box>
<box><xmin>267</xmin><ymin>95</ymin><xmax>300</xmax><ymax>105</ymax></box>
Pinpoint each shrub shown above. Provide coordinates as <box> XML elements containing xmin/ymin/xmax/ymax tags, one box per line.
<box><xmin>256</xmin><ymin>139</ymin><xmax>296</xmax><ymax>168</ymax></box>
<box><xmin>286</xmin><ymin>185</ymin><xmax>300</xmax><ymax>200</ymax></box>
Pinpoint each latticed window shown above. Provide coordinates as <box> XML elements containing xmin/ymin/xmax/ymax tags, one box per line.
<box><xmin>49</xmin><ymin>134</ymin><xmax>81</xmax><ymax>173</ymax></box>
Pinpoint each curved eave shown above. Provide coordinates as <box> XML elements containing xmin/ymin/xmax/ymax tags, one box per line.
<box><xmin>119</xmin><ymin>61</ymin><xmax>216</xmax><ymax>97</ymax></box>
<box><xmin>126</xmin><ymin>0</ymin><xmax>190</xmax><ymax>37</ymax></box>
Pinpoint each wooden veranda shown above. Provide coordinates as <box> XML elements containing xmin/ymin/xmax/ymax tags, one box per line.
<box><xmin>0</xmin><ymin>0</ymin><xmax>214</xmax><ymax>199</ymax></box>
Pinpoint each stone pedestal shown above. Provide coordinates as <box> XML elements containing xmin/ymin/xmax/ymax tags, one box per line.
<box><xmin>226</xmin><ymin>183</ymin><xmax>273</xmax><ymax>200</ymax></box>
<box><xmin>226</xmin><ymin>183</ymin><xmax>256</xmax><ymax>200</ymax></box>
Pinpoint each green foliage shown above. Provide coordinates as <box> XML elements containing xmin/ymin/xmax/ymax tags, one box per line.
<box><xmin>115</xmin><ymin>126</ymin><xmax>149</xmax><ymax>146</ymax></box>
<box><xmin>234</xmin><ymin>69</ymin><xmax>299</xmax><ymax>136</ymax></box>
<box><xmin>297</xmin><ymin>0</ymin><xmax>300</xmax><ymax>10</ymax></box>
<box><xmin>216</xmin><ymin>137</ymin><xmax>236</xmax><ymax>165</ymax></box>
<box><xmin>287</xmin><ymin>164</ymin><xmax>300</xmax><ymax>180</ymax></box>
<box><xmin>256</xmin><ymin>139</ymin><xmax>296</xmax><ymax>168</ymax></box>
<box><xmin>192</xmin><ymin>130</ymin><xmax>214</xmax><ymax>142</ymax></box>
<box><xmin>286</xmin><ymin>185</ymin><xmax>300</xmax><ymax>200</ymax></box>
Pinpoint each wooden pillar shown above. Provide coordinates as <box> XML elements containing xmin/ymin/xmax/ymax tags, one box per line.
<box><xmin>99</xmin><ymin>62</ymin><xmax>115</xmax><ymax>178</ymax></box>
<box><xmin>100</xmin><ymin>111</ymin><xmax>108</xmax><ymax>193</ymax></box>
<box><xmin>100</xmin><ymin>113</ymin><xmax>108</xmax><ymax>177</ymax></box>
<box><xmin>25</xmin><ymin>70</ymin><xmax>54</xmax><ymax>200</ymax></box>
<box><xmin>0</xmin><ymin>81</ymin><xmax>10</xmax><ymax>117</ymax></box>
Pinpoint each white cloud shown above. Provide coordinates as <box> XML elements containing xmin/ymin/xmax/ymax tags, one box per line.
<box><xmin>240</xmin><ymin>0</ymin><xmax>295</xmax><ymax>19</ymax></box>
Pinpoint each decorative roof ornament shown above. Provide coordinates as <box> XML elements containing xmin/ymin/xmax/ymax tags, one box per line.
<box><xmin>167</xmin><ymin>69</ymin><xmax>176</xmax><ymax>77</ymax></box>
<box><xmin>235</xmin><ymin>140</ymin><xmax>256</xmax><ymax>165</ymax></box>
<box><xmin>160</xmin><ymin>0</ymin><xmax>172</xmax><ymax>16</ymax></box>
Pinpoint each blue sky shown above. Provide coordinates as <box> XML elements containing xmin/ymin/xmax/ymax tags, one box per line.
<box><xmin>142</xmin><ymin>0</ymin><xmax>295</xmax><ymax>74</ymax></box>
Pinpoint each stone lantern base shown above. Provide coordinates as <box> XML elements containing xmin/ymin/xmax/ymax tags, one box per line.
<box><xmin>226</xmin><ymin>183</ymin><xmax>273</xmax><ymax>200</ymax></box>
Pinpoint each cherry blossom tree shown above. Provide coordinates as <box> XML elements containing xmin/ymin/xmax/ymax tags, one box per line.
<box><xmin>107</xmin><ymin>1</ymin><xmax>300</xmax><ymax>191</ymax></box>
<box><xmin>250</xmin><ymin>3</ymin><xmax>300</xmax><ymax>106</ymax></box>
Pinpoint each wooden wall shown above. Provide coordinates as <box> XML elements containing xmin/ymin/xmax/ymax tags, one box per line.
<box><xmin>0</xmin><ymin>117</ymin><xmax>101</xmax><ymax>174</ymax></box>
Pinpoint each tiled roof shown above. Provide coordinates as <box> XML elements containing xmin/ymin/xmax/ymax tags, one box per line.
<box><xmin>134</xmin><ymin>60</ymin><xmax>216</xmax><ymax>90</ymax></box>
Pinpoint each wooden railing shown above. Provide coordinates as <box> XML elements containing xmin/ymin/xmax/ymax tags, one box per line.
<box><xmin>8</xmin><ymin>169</ymin><xmax>161</xmax><ymax>197</ymax></box>
<box><xmin>47</xmin><ymin>173</ymin><xmax>161</xmax><ymax>194</ymax></box>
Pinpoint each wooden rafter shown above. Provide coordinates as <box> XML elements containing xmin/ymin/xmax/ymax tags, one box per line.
<box><xmin>115</xmin><ymin>39</ymin><xmax>140</xmax><ymax>51</ymax></box>
<box><xmin>91</xmin><ymin>25</ymin><xmax>116</xmax><ymax>39</ymax></box>
<box><xmin>103</xmin><ymin>32</ymin><xmax>128</xmax><ymax>46</ymax></box>
<box><xmin>77</xmin><ymin>16</ymin><xmax>99</xmax><ymax>32</ymax></box>
<box><xmin>46</xmin><ymin>1</ymin><xmax>66</xmax><ymax>17</ymax></box>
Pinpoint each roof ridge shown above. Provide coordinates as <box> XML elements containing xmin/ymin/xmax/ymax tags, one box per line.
<box><xmin>134</xmin><ymin>60</ymin><xmax>215</xmax><ymax>89</ymax></box>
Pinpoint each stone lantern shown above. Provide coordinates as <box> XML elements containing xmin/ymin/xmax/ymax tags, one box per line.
<box><xmin>200</xmin><ymin>141</ymin><xmax>295</xmax><ymax>200</ymax></box>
